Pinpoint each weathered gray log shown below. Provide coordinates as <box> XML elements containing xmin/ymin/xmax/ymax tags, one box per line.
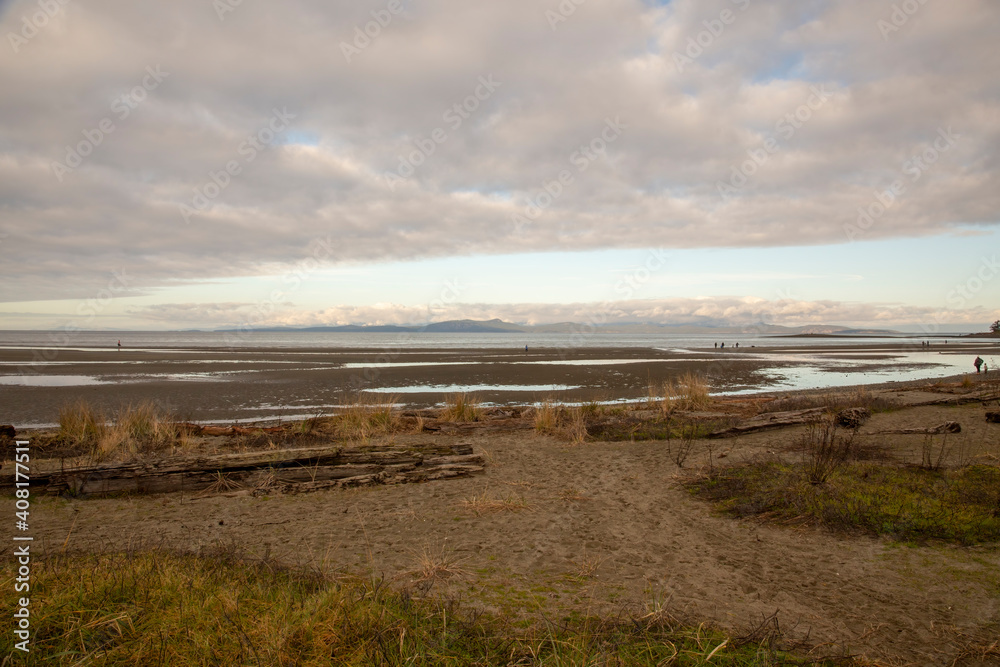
<box><xmin>708</xmin><ymin>408</ymin><xmax>828</xmax><ymax>439</ymax></box>
<box><xmin>0</xmin><ymin>443</ymin><xmax>482</xmax><ymax>497</ymax></box>
<box><xmin>177</xmin><ymin>423</ymin><xmax>291</xmax><ymax>437</ymax></box>
<box><xmin>924</xmin><ymin>393</ymin><xmax>998</xmax><ymax>406</ymax></box>
<box><xmin>866</xmin><ymin>421</ymin><xmax>961</xmax><ymax>435</ymax></box>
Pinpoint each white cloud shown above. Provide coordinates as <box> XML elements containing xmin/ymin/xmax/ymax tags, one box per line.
<box><xmin>1</xmin><ymin>0</ymin><xmax>998</xmax><ymax>309</ymax></box>
<box><xmin>128</xmin><ymin>296</ymin><xmax>999</xmax><ymax>331</ymax></box>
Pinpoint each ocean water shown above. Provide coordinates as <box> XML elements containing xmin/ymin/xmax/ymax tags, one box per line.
<box><xmin>0</xmin><ymin>329</ymin><xmax>957</xmax><ymax>351</ymax></box>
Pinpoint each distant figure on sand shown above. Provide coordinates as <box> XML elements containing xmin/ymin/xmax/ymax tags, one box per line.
<box><xmin>974</xmin><ymin>356</ymin><xmax>983</xmax><ymax>373</ymax></box>
<box><xmin>720</xmin><ymin>342</ymin><xmax>725</xmax><ymax>348</ymax></box>
<box><xmin>714</xmin><ymin>342</ymin><xmax>718</xmax><ymax>349</ymax></box>
<box><xmin>117</xmin><ymin>339</ymin><xmax>121</xmax><ymax>352</ymax></box>
<box><xmin>524</xmin><ymin>345</ymin><xmax>528</xmax><ymax>352</ymax></box>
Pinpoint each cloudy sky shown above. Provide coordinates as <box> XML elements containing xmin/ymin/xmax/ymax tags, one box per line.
<box><xmin>1</xmin><ymin>0</ymin><xmax>998</xmax><ymax>332</ymax></box>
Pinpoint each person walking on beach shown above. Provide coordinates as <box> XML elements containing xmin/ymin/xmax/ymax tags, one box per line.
<box><xmin>974</xmin><ymin>356</ymin><xmax>983</xmax><ymax>373</ymax></box>
<box><xmin>117</xmin><ymin>339</ymin><xmax>121</xmax><ymax>352</ymax></box>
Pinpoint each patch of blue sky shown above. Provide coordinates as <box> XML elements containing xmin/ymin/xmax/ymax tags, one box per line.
<box><xmin>750</xmin><ymin>51</ymin><xmax>807</xmax><ymax>84</ymax></box>
<box><xmin>278</xmin><ymin>130</ymin><xmax>320</xmax><ymax>146</ymax></box>
<box><xmin>108</xmin><ymin>229</ymin><xmax>1000</xmax><ymax>318</ymax></box>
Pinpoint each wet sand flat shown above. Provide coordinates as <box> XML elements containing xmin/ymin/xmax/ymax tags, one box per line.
<box><xmin>1</xmin><ymin>342</ymin><xmax>997</xmax><ymax>426</ymax></box>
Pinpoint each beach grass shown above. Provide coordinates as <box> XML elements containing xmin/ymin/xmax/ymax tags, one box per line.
<box><xmin>533</xmin><ymin>401</ymin><xmax>558</xmax><ymax>433</ymax></box>
<box><xmin>686</xmin><ymin>459</ymin><xmax>1000</xmax><ymax>545</ymax></box>
<box><xmin>0</xmin><ymin>549</ymin><xmax>833</xmax><ymax>665</ymax></box>
<box><xmin>440</xmin><ymin>392</ymin><xmax>484</xmax><ymax>422</ymax></box>
<box><xmin>334</xmin><ymin>393</ymin><xmax>400</xmax><ymax>440</ymax></box>
<box><xmin>656</xmin><ymin>372</ymin><xmax>712</xmax><ymax>414</ymax></box>
<box><xmin>58</xmin><ymin>400</ymin><xmax>181</xmax><ymax>462</ymax></box>
<box><xmin>534</xmin><ymin>402</ymin><xmax>587</xmax><ymax>443</ymax></box>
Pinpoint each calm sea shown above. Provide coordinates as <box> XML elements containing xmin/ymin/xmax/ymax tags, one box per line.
<box><xmin>0</xmin><ymin>329</ymin><xmax>945</xmax><ymax>351</ymax></box>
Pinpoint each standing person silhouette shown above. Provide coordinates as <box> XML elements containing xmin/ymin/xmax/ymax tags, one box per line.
<box><xmin>974</xmin><ymin>356</ymin><xmax>983</xmax><ymax>373</ymax></box>
<box><xmin>117</xmin><ymin>339</ymin><xmax>121</xmax><ymax>352</ymax></box>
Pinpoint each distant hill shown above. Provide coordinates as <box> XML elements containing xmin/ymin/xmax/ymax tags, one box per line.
<box><xmin>219</xmin><ymin>319</ymin><xmax>901</xmax><ymax>336</ymax></box>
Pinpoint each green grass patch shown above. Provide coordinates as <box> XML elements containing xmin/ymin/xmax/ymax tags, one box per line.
<box><xmin>1</xmin><ymin>549</ymin><xmax>834</xmax><ymax>665</ymax></box>
<box><xmin>686</xmin><ymin>461</ymin><xmax>1000</xmax><ymax>545</ymax></box>
<box><xmin>587</xmin><ymin>416</ymin><xmax>731</xmax><ymax>442</ymax></box>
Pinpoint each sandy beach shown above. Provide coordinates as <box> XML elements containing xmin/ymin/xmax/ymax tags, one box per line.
<box><xmin>3</xmin><ymin>365</ymin><xmax>1000</xmax><ymax>664</ymax></box>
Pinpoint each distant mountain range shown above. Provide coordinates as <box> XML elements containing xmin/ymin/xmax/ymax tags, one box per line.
<box><xmin>219</xmin><ymin>318</ymin><xmax>901</xmax><ymax>336</ymax></box>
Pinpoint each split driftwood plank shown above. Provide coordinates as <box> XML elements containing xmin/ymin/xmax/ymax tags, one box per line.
<box><xmin>865</xmin><ymin>421</ymin><xmax>962</xmax><ymax>435</ymax></box>
<box><xmin>707</xmin><ymin>408</ymin><xmax>828</xmax><ymax>439</ymax></box>
<box><xmin>0</xmin><ymin>443</ymin><xmax>482</xmax><ymax>497</ymax></box>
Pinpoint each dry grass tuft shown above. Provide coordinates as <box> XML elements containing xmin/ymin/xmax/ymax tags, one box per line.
<box><xmin>534</xmin><ymin>401</ymin><xmax>558</xmax><ymax>433</ymax></box>
<box><xmin>557</xmin><ymin>487</ymin><xmax>587</xmax><ymax>501</ymax></box>
<box><xmin>572</xmin><ymin>553</ymin><xmax>606</xmax><ymax>579</ymax></box>
<box><xmin>199</xmin><ymin>472</ymin><xmax>244</xmax><ymax>496</ymax></box>
<box><xmin>59</xmin><ymin>400</ymin><xmax>180</xmax><ymax>462</ymax></box>
<box><xmin>440</xmin><ymin>392</ymin><xmax>484</xmax><ymax>422</ymax></box>
<box><xmin>58</xmin><ymin>400</ymin><xmax>105</xmax><ymax>445</ymax></box>
<box><xmin>408</xmin><ymin>548</ymin><xmax>470</xmax><ymax>584</ymax></box>
<box><xmin>534</xmin><ymin>402</ymin><xmax>588</xmax><ymax>443</ymax></box>
<box><xmin>659</xmin><ymin>373</ymin><xmax>712</xmax><ymax>413</ymax></box>
<box><xmin>334</xmin><ymin>394</ymin><xmax>400</xmax><ymax>441</ymax></box>
<box><xmin>563</xmin><ymin>406</ymin><xmax>588</xmax><ymax>444</ymax></box>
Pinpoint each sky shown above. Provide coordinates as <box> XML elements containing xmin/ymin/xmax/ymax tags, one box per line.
<box><xmin>0</xmin><ymin>0</ymin><xmax>998</xmax><ymax>332</ymax></box>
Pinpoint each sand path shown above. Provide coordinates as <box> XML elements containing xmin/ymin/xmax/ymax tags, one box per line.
<box><xmin>20</xmin><ymin>403</ymin><xmax>1000</xmax><ymax>664</ymax></box>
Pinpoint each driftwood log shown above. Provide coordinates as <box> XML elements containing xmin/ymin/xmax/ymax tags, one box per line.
<box><xmin>866</xmin><ymin>421</ymin><xmax>962</xmax><ymax>435</ymax></box>
<box><xmin>924</xmin><ymin>393</ymin><xmax>999</xmax><ymax>406</ymax></box>
<box><xmin>0</xmin><ymin>443</ymin><xmax>483</xmax><ymax>498</ymax></box>
<box><xmin>176</xmin><ymin>423</ymin><xmax>289</xmax><ymax>437</ymax></box>
<box><xmin>708</xmin><ymin>408</ymin><xmax>828</xmax><ymax>439</ymax></box>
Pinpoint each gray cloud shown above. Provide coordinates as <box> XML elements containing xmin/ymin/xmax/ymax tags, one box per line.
<box><xmin>1</xmin><ymin>0</ymin><xmax>998</xmax><ymax>302</ymax></box>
